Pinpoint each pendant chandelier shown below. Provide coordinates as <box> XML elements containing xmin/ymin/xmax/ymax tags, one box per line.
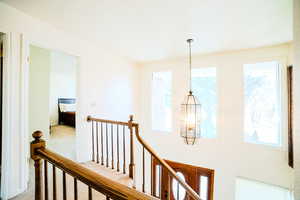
<box><xmin>180</xmin><ymin>39</ymin><xmax>201</xmax><ymax>145</ymax></box>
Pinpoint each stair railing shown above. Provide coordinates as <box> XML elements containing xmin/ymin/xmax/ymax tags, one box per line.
<box><xmin>30</xmin><ymin>131</ymin><xmax>157</xmax><ymax>200</ymax></box>
<box><xmin>87</xmin><ymin>115</ymin><xmax>201</xmax><ymax>200</ymax></box>
<box><xmin>86</xmin><ymin>116</ymin><xmax>136</xmax><ymax>179</ymax></box>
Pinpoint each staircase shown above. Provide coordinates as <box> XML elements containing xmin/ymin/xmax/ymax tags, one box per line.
<box><xmin>30</xmin><ymin>116</ymin><xmax>201</xmax><ymax>200</ymax></box>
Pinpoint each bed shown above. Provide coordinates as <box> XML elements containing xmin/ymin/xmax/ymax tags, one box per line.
<box><xmin>58</xmin><ymin>98</ymin><xmax>76</xmax><ymax>127</ymax></box>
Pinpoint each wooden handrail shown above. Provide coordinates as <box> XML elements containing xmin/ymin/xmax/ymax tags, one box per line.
<box><xmin>31</xmin><ymin>131</ymin><xmax>158</xmax><ymax>200</ymax></box>
<box><xmin>87</xmin><ymin>116</ymin><xmax>132</xmax><ymax>126</ymax></box>
<box><xmin>132</xmin><ymin>122</ymin><xmax>201</xmax><ymax>200</ymax></box>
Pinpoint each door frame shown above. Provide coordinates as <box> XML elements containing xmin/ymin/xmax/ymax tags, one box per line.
<box><xmin>0</xmin><ymin>29</ymin><xmax>29</xmax><ymax>200</ymax></box>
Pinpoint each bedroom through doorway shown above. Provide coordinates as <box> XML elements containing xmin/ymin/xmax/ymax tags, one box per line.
<box><xmin>28</xmin><ymin>45</ymin><xmax>78</xmax><ymax>160</ymax></box>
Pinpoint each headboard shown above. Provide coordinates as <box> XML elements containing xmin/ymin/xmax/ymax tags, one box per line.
<box><xmin>58</xmin><ymin>98</ymin><xmax>76</xmax><ymax>126</ymax></box>
<box><xmin>58</xmin><ymin>98</ymin><xmax>76</xmax><ymax>113</ymax></box>
<box><xmin>58</xmin><ymin>98</ymin><xmax>76</xmax><ymax>105</ymax></box>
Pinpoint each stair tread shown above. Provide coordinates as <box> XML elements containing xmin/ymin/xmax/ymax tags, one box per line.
<box><xmin>82</xmin><ymin>161</ymin><xmax>133</xmax><ymax>188</ymax></box>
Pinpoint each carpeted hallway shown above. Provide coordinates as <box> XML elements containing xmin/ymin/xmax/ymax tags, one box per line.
<box><xmin>11</xmin><ymin>125</ymin><xmax>77</xmax><ymax>200</ymax></box>
<box><xmin>10</xmin><ymin>125</ymin><xmax>133</xmax><ymax>200</ymax></box>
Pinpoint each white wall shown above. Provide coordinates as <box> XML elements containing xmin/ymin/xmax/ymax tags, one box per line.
<box><xmin>0</xmin><ymin>2</ymin><xmax>139</xmax><ymax>199</ymax></box>
<box><xmin>29</xmin><ymin>45</ymin><xmax>51</xmax><ymax>138</ymax></box>
<box><xmin>293</xmin><ymin>0</ymin><xmax>300</xmax><ymax>199</ymax></box>
<box><xmin>49</xmin><ymin>50</ymin><xmax>77</xmax><ymax>126</ymax></box>
<box><xmin>139</xmin><ymin>44</ymin><xmax>294</xmax><ymax>200</ymax></box>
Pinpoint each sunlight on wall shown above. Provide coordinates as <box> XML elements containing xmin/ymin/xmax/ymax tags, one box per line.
<box><xmin>235</xmin><ymin>178</ymin><xmax>293</xmax><ymax>200</ymax></box>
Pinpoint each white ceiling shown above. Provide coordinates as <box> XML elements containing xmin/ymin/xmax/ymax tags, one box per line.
<box><xmin>2</xmin><ymin>0</ymin><xmax>292</xmax><ymax>62</ymax></box>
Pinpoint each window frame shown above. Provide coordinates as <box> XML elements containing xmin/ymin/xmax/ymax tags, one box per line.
<box><xmin>242</xmin><ymin>60</ymin><xmax>288</xmax><ymax>148</ymax></box>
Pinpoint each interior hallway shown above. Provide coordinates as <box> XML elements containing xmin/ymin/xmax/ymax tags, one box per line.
<box><xmin>11</xmin><ymin>125</ymin><xmax>133</xmax><ymax>200</ymax></box>
<box><xmin>48</xmin><ymin>125</ymin><xmax>76</xmax><ymax>160</ymax></box>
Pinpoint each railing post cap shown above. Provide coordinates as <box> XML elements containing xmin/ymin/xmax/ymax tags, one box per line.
<box><xmin>31</xmin><ymin>131</ymin><xmax>45</xmax><ymax>160</ymax></box>
<box><xmin>32</xmin><ymin>131</ymin><xmax>43</xmax><ymax>141</ymax></box>
<box><xmin>87</xmin><ymin>115</ymin><xmax>92</xmax><ymax>122</ymax></box>
<box><xmin>129</xmin><ymin>115</ymin><xmax>134</xmax><ymax>121</ymax></box>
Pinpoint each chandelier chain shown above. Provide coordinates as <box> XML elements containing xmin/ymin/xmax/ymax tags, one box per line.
<box><xmin>187</xmin><ymin>39</ymin><xmax>193</xmax><ymax>93</ymax></box>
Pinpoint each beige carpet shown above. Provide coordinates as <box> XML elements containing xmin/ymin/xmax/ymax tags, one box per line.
<box><xmin>10</xmin><ymin>125</ymin><xmax>133</xmax><ymax>200</ymax></box>
<box><xmin>48</xmin><ymin>125</ymin><xmax>77</xmax><ymax>160</ymax></box>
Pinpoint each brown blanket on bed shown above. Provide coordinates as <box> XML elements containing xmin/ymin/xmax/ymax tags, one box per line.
<box><xmin>59</xmin><ymin>111</ymin><xmax>75</xmax><ymax>127</ymax></box>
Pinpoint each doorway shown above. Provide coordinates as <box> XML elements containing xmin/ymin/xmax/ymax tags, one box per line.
<box><xmin>28</xmin><ymin>45</ymin><xmax>78</xmax><ymax>159</ymax></box>
<box><xmin>152</xmin><ymin>159</ymin><xmax>214</xmax><ymax>200</ymax></box>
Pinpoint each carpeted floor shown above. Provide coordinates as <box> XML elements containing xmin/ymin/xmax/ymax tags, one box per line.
<box><xmin>48</xmin><ymin>125</ymin><xmax>77</xmax><ymax>160</ymax></box>
<box><xmin>10</xmin><ymin>125</ymin><xmax>133</xmax><ymax>200</ymax></box>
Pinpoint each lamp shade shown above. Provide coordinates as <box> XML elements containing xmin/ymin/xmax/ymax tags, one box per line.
<box><xmin>180</xmin><ymin>91</ymin><xmax>201</xmax><ymax>145</ymax></box>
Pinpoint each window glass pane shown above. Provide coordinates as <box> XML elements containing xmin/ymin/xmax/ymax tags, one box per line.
<box><xmin>235</xmin><ymin>178</ymin><xmax>293</xmax><ymax>200</ymax></box>
<box><xmin>244</xmin><ymin>61</ymin><xmax>281</xmax><ymax>146</ymax></box>
<box><xmin>155</xmin><ymin>165</ymin><xmax>161</xmax><ymax>197</ymax></box>
<box><xmin>152</xmin><ymin>71</ymin><xmax>172</xmax><ymax>132</ymax></box>
<box><xmin>192</xmin><ymin>68</ymin><xmax>217</xmax><ymax>138</ymax></box>
<box><xmin>172</xmin><ymin>172</ymin><xmax>186</xmax><ymax>200</ymax></box>
<box><xmin>200</xmin><ymin>176</ymin><xmax>209</xmax><ymax>200</ymax></box>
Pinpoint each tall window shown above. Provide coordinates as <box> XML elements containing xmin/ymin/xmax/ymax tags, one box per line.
<box><xmin>152</xmin><ymin>71</ymin><xmax>172</xmax><ymax>132</ymax></box>
<box><xmin>192</xmin><ymin>68</ymin><xmax>217</xmax><ymax>138</ymax></box>
<box><xmin>235</xmin><ymin>178</ymin><xmax>293</xmax><ymax>200</ymax></box>
<box><xmin>244</xmin><ymin>61</ymin><xmax>282</xmax><ymax>146</ymax></box>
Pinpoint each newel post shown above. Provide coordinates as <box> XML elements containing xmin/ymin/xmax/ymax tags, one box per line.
<box><xmin>128</xmin><ymin>115</ymin><xmax>135</xmax><ymax>180</ymax></box>
<box><xmin>31</xmin><ymin>131</ymin><xmax>46</xmax><ymax>200</ymax></box>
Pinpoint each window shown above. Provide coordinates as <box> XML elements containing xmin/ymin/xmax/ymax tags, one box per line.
<box><xmin>244</xmin><ymin>61</ymin><xmax>282</xmax><ymax>146</ymax></box>
<box><xmin>155</xmin><ymin>165</ymin><xmax>162</xmax><ymax>197</ymax></box>
<box><xmin>200</xmin><ymin>176</ymin><xmax>209</xmax><ymax>200</ymax></box>
<box><xmin>192</xmin><ymin>68</ymin><xmax>217</xmax><ymax>138</ymax></box>
<box><xmin>235</xmin><ymin>178</ymin><xmax>293</xmax><ymax>200</ymax></box>
<box><xmin>152</xmin><ymin>71</ymin><xmax>172</xmax><ymax>132</ymax></box>
<box><xmin>172</xmin><ymin>172</ymin><xmax>186</xmax><ymax>200</ymax></box>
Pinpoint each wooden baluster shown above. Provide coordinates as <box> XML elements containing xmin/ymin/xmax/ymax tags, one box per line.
<box><xmin>53</xmin><ymin>165</ymin><xmax>57</xmax><ymax>200</ymax></box>
<box><xmin>142</xmin><ymin>147</ymin><xmax>145</xmax><ymax>193</ymax></box>
<box><xmin>88</xmin><ymin>187</ymin><xmax>93</xmax><ymax>200</ymax></box>
<box><xmin>96</xmin><ymin>122</ymin><xmax>99</xmax><ymax>164</ymax></box>
<box><xmin>117</xmin><ymin>125</ymin><xmax>120</xmax><ymax>172</ymax></box>
<box><xmin>31</xmin><ymin>131</ymin><xmax>45</xmax><ymax>200</ymax></box>
<box><xmin>111</xmin><ymin>124</ymin><xmax>114</xmax><ymax>169</ymax></box>
<box><xmin>92</xmin><ymin>121</ymin><xmax>95</xmax><ymax>162</ymax></box>
<box><xmin>101</xmin><ymin>122</ymin><xmax>104</xmax><ymax>165</ymax></box>
<box><xmin>128</xmin><ymin>115</ymin><xmax>134</xmax><ymax>179</ymax></box>
<box><xmin>106</xmin><ymin>123</ymin><xmax>109</xmax><ymax>168</ymax></box>
<box><xmin>123</xmin><ymin>125</ymin><xmax>126</xmax><ymax>174</ymax></box>
<box><xmin>74</xmin><ymin>178</ymin><xmax>78</xmax><ymax>200</ymax></box>
<box><xmin>44</xmin><ymin>160</ymin><xmax>49</xmax><ymax>200</ymax></box>
<box><xmin>63</xmin><ymin>171</ymin><xmax>67</xmax><ymax>200</ymax></box>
